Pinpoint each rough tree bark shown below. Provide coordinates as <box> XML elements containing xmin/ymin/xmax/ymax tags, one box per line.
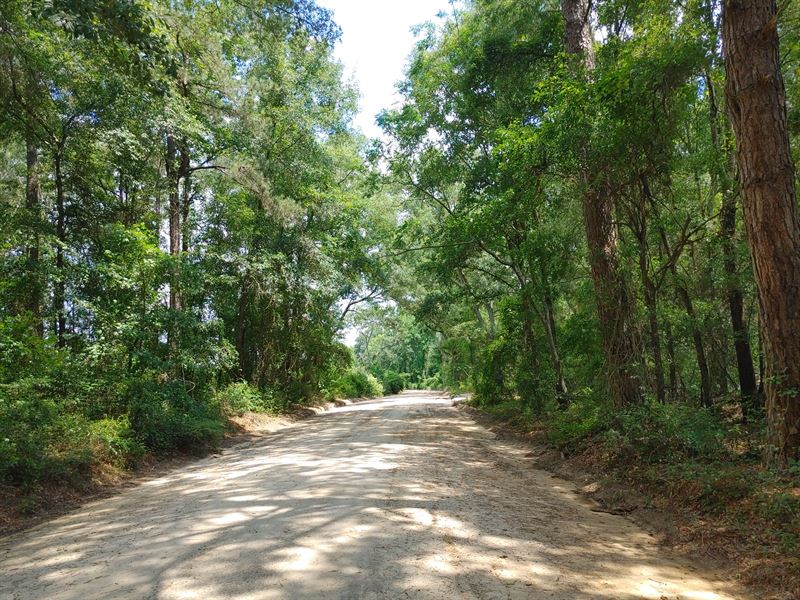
<box><xmin>561</xmin><ymin>0</ymin><xmax>595</xmax><ymax>72</ymax></box>
<box><xmin>723</xmin><ymin>0</ymin><xmax>800</xmax><ymax>466</ymax></box>
<box><xmin>561</xmin><ymin>0</ymin><xmax>642</xmax><ymax>407</ymax></box>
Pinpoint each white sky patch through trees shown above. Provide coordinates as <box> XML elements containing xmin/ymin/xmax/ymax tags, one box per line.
<box><xmin>317</xmin><ymin>0</ymin><xmax>455</xmax><ymax>139</ymax></box>
<box><xmin>319</xmin><ymin>1</ymin><xmax>455</xmax><ymax>346</ymax></box>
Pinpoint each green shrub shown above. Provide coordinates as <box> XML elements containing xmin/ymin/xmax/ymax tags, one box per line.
<box><xmin>334</xmin><ymin>367</ymin><xmax>383</xmax><ymax>399</ymax></box>
<box><xmin>547</xmin><ymin>389</ymin><xmax>611</xmax><ymax>450</ymax></box>
<box><xmin>128</xmin><ymin>380</ymin><xmax>224</xmax><ymax>453</ymax></box>
<box><xmin>215</xmin><ymin>382</ymin><xmax>262</xmax><ymax>415</ymax></box>
<box><xmin>215</xmin><ymin>382</ymin><xmax>287</xmax><ymax>415</ymax></box>
<box><xmin>89</xmin><ymin>417</ymin><xmax>145</xmax><ymax>468</ymax></box>
<box><xmin>603</xmin><ymin>401</ymin><xmax>728</xmax><ymax>464</ymax></box>
<box><xmin>0</xmin><ymin>317</ymin><xmax>63</xmax><ymax>384</ymax></box>
<box><xmin>0</xmin><ymin>379</ymin><xmax>93</xmax><ymax>484</ymax></box>
<box><xmin>760</xmin><ymin>491</ymin><xmax>800</xmax><ymax>527</ymax></box>
<box><xmin>474</xmin><ymin>338</ymin><xmax>516</xmax><ymax>406</ymax></box>
<box><xmin>420</xmin><ymin>373</ymin><xmax>442</xmax><ymax>390</ymax></box>
<box><xmin>472</xmin><ymin>334</ymin><xmax>554</xmax><ymax>414</ymax></box>
<box><xmin>660</xmin><ymin>463</ymin><xmax>754</xmax><ymax>511</ymax></box>
<box><xmin>545</xmin><ymin>392</ymin><xmax>730</xmax><ymax>464</ymax></box>
<box><xmin>479</xmin><ymin>397</ymin><xmax>539</xmax><ymax>429</ymax></box>
<box><xmin>381</xmin><ymin>371</ymin><xmax>405</xmax><ymax>395</ymax></box>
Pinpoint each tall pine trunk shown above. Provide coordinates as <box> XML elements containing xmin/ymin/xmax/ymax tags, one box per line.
<box><xmin>561</xmin><ymin>0</ymin><xmax>641</xmax><ymax>407</ymax></box>
<box><xmin>25</xmin><ymin>132</ymin><xmax>42</xmax><ymax>336</ymax></box>
<box><xmin>723</xmin><ymin>0</ymin><xmax>800</xmax><ymax>466</ymax></box>
<box><xmin>180</xmin><ymin>145</ymin><xmax>191</xmax><ymax>255</ymax></box>
<box><xmin>166</xmin><ymin>134</ymin><xmax>182</xmax><ymax>312</ymax></box>
<box><xmin>705</xmin><ymin>72</ymin><xmax>758</xmax><ymax>402</ymax></box>
<box><xmin>54</xmin><ymin>152</ymin><xmax>66</xmax><ymax>348</ymax></box>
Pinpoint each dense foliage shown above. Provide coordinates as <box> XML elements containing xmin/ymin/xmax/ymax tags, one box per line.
<box><xmin>0</xmin><ymin>0</ymin><xmax>391</xmax><ymax>484</ymax></box>
<box><xmin>347</xmin><ymin>1</ymin><xmax>800</xmax><ymax>570</ymax></box>
<box><xmin>363</xmin><ymin>0</ymin><xmax>800</xmax><ymax>472</ymax></box>
<box><xmin>1</xmin><ymin>0</ymin><xmax>799</xmax><ymax>553</ymax></box>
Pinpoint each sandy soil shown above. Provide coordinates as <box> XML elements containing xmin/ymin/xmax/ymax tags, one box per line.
<box><xmin>0</xmin><ymin>391</ymin><xmax>747</xmax><ymax>599</ymax></box>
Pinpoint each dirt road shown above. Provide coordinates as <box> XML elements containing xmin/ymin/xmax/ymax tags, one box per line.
<box><xmin>0</xmin><ymin>391</ymin><xmax>744</xmax><ymax>599</ymax></box>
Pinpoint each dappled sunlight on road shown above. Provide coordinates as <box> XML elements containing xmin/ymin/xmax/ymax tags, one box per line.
<box><xmin>0</xmin><ymin>391</ymin><xmax>744</xmax><ymax>599</ymax></box>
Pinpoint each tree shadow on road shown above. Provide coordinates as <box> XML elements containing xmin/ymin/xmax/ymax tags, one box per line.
<box><xmin>0</xmin><ymin>393</ymin><xmax>745</xmax><ymax>599</ymax></box>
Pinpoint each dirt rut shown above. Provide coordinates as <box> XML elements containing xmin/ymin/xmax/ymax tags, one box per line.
<box><xmin>0</xmin><ymin>391</ymin><xmax>745</xmax><ymax>599</ymax></box>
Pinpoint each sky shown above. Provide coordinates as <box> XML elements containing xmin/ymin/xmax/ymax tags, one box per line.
<box><xmin>317</xmin><ymin>0</ymin><xmax>454</xmax><ymax>139</ymax></box>
<box><xmin>315</xmin><ymin>1</ymin><xmax>455</xmax><ymax>346</ymax></box>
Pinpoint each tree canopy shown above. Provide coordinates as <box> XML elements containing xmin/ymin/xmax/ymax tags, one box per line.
<box><xmin>1</xmin><ymin>0</ymin><xmax>799</xmax><ymax>496</ymax></box>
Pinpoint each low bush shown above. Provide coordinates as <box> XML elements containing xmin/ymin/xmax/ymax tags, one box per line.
<box><xmin>89</xmin><ymin>417</ymin><xmax>146</xmax><ymax>469</ymax></box>
<box><xmin>759</xmin><ymin>490</ymin><xmax>800</xmax><ymax>551</ymax></box>
<box><xmin>380</xmin><ymin>371</ymin><xmax>405</xmax><ymax>395</ymax></box>
<box><xmin>545</xmin><ymin>392</ymin><xmax>730</xmax><ymax>465</ymax></box>
<box><xmin>128</xmin><ymin>380</ymin><xmax>225</xmax><ymax>454</ymax></box>
<box><xmin>334</xmin><ymin>367</ymin><xmax>383</xmax><ymax>399</ymax></box>
<box><xmin>215</xmin><ymin>382</ymin><xmax>287</xmax><ymax>416</ymax></box>
<box><xmin>0</xmin><ymin>378</ymin><xmax>94</xmax><ymax>484</ymax></box>
<box><xmin>420</xmin><ymin>373</ymin><xmax>442</xmax><ymax>390</ymax></box>
<box><xmin>474</xmin><ymin>397</ymin><xmax>539</xmax><ymax>430</ymax></box>
<box><xmin>602</xmin><ymin>401</ymin><xmax>729</xmax><ymax>464</ymax></box>
<box><xmin>546</xmin><ymin>389</ymin><xmax>611</xmax><ymax>451</ymax></box>
<box><xmin>474</xmin><ymin>338</ymin><xmax>517</xmax><ymax>406</ymax></box>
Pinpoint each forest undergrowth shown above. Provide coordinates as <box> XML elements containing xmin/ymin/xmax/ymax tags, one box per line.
<box><xmin>465</xmin><ymin>395</ymin><xmax>800</xmax><ymax>599</ymax></box>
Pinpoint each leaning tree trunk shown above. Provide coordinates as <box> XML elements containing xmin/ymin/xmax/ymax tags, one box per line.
<box><xmin>543</xmin><ymin>294</ymin><xmax>568</xmax><ymax>398</ymax></box>
<box><xmin>560</xmin><ymin>0</ymin><xmax>642</xmax><ymax>407</ymax></box>
<box><xmin>675</xmin><ymin>282</ymin><xmax>713</xmax><ymax>407</ymax></box>
<box><xmin>723</xmin><ymin>0</ymin><xmax>800</xmax><ymax>467</ymax></box>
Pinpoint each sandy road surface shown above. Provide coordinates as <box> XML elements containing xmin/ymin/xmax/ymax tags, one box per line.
<box><xmin>1</xmin><ymin>391</ymin><xmax>744</xmax><ymax>599</ymax></box>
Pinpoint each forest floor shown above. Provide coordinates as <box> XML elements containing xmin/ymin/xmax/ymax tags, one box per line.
<box><xmin>0</xmin><ymin>391</ymin><xmax>746</xmax><ymax>599</ymax></box>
